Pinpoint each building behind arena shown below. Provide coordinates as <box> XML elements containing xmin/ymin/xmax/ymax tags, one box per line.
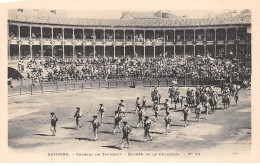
<box><xmin>8</xmin><ymin>9</ymin><xmax>251</xmax><ymax>60</ymax></box>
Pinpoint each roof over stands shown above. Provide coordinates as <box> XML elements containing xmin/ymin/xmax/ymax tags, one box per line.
<box><xmin>8</xmin><ymin>10</ymin><xmax>251</xmax><ymax>28</ymax></box>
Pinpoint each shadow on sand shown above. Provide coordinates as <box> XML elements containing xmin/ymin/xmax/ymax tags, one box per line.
<box><xmin>125</xmin><ymin>111</ymin><xmax>136</xmax><ymax>114</ymax></box>
<box><xmin>75</xmin><ymin>138</ymin><xmax>93</xmax><ymax>141</ymax></box>
<box><xmin>174</xmin><ymin>110</ymin><xmax>183</xmax><ymax>112</ymax></box>
<box><xmin>99</xmin><ymin>131</ymin><xmax>114</xmax><ymax>134</ymax></box>
<box><xmin>102</xmin><ymin>145</ymin><xmax>121</xmax><ymax>150</ymax></box>
<box><xmin>102</xmin><ymin>122</ymin><xmax>114</xmax><ymax>125</ymax></box>
<box><xmin>150</xmin><ymin>131</ymin><xmax>164</xmax><ymax>135</ymax></box>
<box><xmin>61</xmin><ymin>127</ymin><xmax>78</xmax><ymax>130</ymax></box>
<box><xmin>170</xmin><ymin>124</ymin><xmax>184</xmax><ymax>127</ymax></box>
<box><xmin>106</xmin><ymin>116</ymin><xmax>115</xmax><ymax>118</ymax></box>
<box><xmin>34</xmin><ymin>134</ymin><xmax>54</xmax><ymax>137</ymax></box>
<box><xmin>129</xmin><ymin>139</ymin><xmax>144</xmax><ymax>143</ymax></box>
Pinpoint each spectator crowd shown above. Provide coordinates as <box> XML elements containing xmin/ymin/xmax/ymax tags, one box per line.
<box><xmin>19</xmin><ymin>55</ymin><xmax>251</xmax><ymax>85</ymax></box>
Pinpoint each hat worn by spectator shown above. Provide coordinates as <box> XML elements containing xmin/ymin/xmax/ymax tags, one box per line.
<box><xmin>145</xmin><ymin>116</ymin><xmax>149</xmax><ymax>119</ymax></box>
<box><xmin>76</xmin><ymin>107</ymin><xmax>80</xmax><ymax>109</ymax></box>
<box><xmin>93</xmin><ymin>115</ymin><xmax>98</xmax><ymax>118</ymax></box>
<box><xmin>123</xmin><ymin>121</ymin><xmax>128</xmax><ymax>124</ymax></box>
<box><xmin>50</xmin><ymin>112</ymin><xmax>55</xmax><ymax>115</ymax></box>
<box><xmin>100</xmin><ymin>104</ymin><xmax>103</xmax><ymax>106</ymax></box>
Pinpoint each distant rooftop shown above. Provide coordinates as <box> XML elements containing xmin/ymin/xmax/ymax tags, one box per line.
<box><xmin>8</xmin><ymin>9</ymin><xmax>251</xmax><ymax>28</ymax></box>
<box><xmin>121</xmin><ymin>11</ymin><xmax>158</xmax><ymax>19</ymax></box>
<box><xmin>120</xmin><ymin>10</ymin><xmax>182</xmax><ymax>19</ymax></box>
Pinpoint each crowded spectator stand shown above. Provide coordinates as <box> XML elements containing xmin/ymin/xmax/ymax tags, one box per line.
<box><xmin>9</xmin><ymin>54</ymin><xmax>251</xmax><ymax>90</ymax></box>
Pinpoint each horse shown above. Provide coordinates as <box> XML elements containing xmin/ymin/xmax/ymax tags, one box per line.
<box><xmin>222</xmin><ymin>94</ymin><xmax>230</xmax><ymax>109</ymax></box>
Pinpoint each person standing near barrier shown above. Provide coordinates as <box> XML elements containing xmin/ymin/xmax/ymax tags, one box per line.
<box><xmin>74</xmin><ymin>107</ymin><xmax>83</xmax><ymax>129</ymax></box>
<box><xmin>164</xmin><ymin>112</ymin><xmax>171</xmax><ymax>134</ymax></box>
<box><xmin>50</xmin><ymin>112</ymin><xmax>58</xmax><ymax>136</ymax></box>
<box><xmin>120</xmin><ymin>121</ymin><xmax>132</xmax><ymax>150</ymax></box>
<box><xmin>98</xmin><ymin>104</ymin><xmax>106</xmax><ymax>123</ymax></box>
<box><xmin>153</xmin><ymin>102</ymin><xmax>160</xmax><ymax>122</ymax></box>
<box><xmin>89</xmin><ymin>115</ymin><xmax>101</xmax><ymax>141</ymax></box>
<box><xmin>182</xmin><ymin>104</ymin><xmax>190</xmax><ymax>127</ymax></box>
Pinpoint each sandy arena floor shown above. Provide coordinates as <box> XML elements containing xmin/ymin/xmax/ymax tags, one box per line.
<box><xmin>8</xmin><ymin>87</ymin><xmax>251</xmax><ymax>157</ymax></box>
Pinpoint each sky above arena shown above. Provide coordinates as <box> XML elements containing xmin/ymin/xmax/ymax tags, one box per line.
<box><xmin>66</xmin><ymin>9</ymin><xmax>238</xmax><ymax>19</ymax></box>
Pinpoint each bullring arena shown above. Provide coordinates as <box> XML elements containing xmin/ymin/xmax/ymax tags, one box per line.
<box><xmin>7</xmin><ymin>8</ymin><xmax>251</xmax><ymax>156</ymax></box>
<box><xmin>9</xmin><ymin>86</ymin><xmax>251</xmax><ymax>155</ymax></box>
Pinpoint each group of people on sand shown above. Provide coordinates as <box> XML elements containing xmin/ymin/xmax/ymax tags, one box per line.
<box><xmin>49</xmin><ymin>84</ymin><xmax>241</xmax><ymax>150</ymax></box>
